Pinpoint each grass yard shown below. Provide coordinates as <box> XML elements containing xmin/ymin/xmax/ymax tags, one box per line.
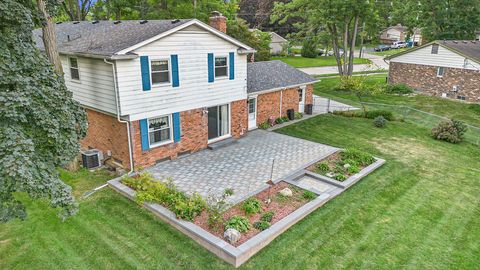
<box><xmin>1</xmin><ymin>85</ymin><xmax>479</xmax><ymax>269</ymax></box>
<box><xmin>272</xmin><ymin>56</ymin><xmax>371</xmax><ymax>68</ymax></box>
<box><xmin>315</xmin><ymin>75</ymin><xmax>480</xmax><ymax>127</ymax></box>
<box><xmin>369</xmin><ymin>47</ymin><xmax>410</xmax><ymax>56</ymax></box>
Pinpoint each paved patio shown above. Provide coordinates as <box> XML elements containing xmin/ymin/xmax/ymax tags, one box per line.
<box><xmin>146</xmin><ymin>130</ymin><xmax>338</xmax><ymax>203</ymax></box>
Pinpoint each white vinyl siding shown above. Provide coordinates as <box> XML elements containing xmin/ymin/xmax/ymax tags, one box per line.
<box><xmin>61</xmin><ymin>55</ymin><xmax>116</xmax><ymax>114</ymax></box>
<box><xmin>390</xmin><ymin>44</ymin><xmax>480</xmax><ymax>70</ymax></box>
<box><xmin>115</xmin><ymin>25</ymin><xmax>247</xmax><ymax>121</ymax></box>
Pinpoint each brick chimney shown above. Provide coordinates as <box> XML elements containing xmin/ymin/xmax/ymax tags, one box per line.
<box><xmin>209</xmin><ymin>11</ymin><xmax>227</xmax><ymax>33</ymax></box>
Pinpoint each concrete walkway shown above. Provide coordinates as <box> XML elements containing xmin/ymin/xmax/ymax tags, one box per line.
<box><xmin>146</xmin><ymin>130</ymin><xmax>338</xmax><ymax>203</ymax></box>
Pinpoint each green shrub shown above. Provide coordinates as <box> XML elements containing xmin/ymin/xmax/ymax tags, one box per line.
<box><xmin>275</xmin><ymin>116</ymin><xmax>289</xmax><ymax>124</ymax></box>
<box><xmin>260</xmin><ymin>211</ymin><xmax>275</xmax><ymax>222</ymax></box>
<box><xmin>335</xmin><ymin>174</ymin><xmax>347</xmax><ymax>181</ymax></box>
<box><xmin>303</xmin><ymin>190</ymin><xmax>316</xmax><ymax>200</ymax></box>
<box><xmin>431</xmin><ymin>119</ymin><xmax>467</xmax><ymax>143</ymax></box>
<box><xmin>253</xmin><ymin>220</ymin><xmax>271</xmax><ymax>231</ymax></box>
<box><xmin>341</xmin><ymin>148</ymin><xmax>375</xmax><ymax>166</ymax></box>
<box><xmin>206</xmin><ymin>189</ymin><xmax>234</xmax><ymax>230</ymax></box>
<box><xmin>341</xmin><ymin>158</ymin><xmax>359</xmax><ymax>167</ymax></box>
<box><xmin>332</xmin><ymin>110</ymin><xmax>360</xmax><ymax>118</ymax></box>
<box><xmin>364</xmin><ymin>110</ymin><xmax>393</xmax><ymax>121</ymax></box>
<box><xmin>385</xmin><ymin>83</ymin><xmax>414</xmax><ymax>95</ymax></box>
<box><xmin>316</xmin><ymin>162</ymin><xmax>330</xmax><ymax>173</ymax></box>
<box><xmin>294</xmin><ymin>112</ymin><xmax>303</xmax><ymax>119</ymax></box>
<box><xmin>373</xmin><ymin>115</ymin><xmax>388</xmax><ymax>128</ymax></box>
<box><xmin>122</xmin><ymin>173</ymin><xmax>206</xmax><ymax>221</ymax></box>
<box><xmin>346</xmin><ymin>165</ymin><xmax>360</xmax><ymax>174</ymax></box>
<box><xmin>301</xmin><ymin>38</ymin><xmax>318</xmax><ymax>58</ymax></box>
<box><xmin>224</xmin><ymin>215</ymin><xmax>250</xmax><ymax>232</ymax></box>
<box><xmin>242</xmin><ymin>198</ymin><xmax>262</xmax><ymax>215</ymax></box>
<box><xmin>259</xmin><ymin>122</ymin><xmax>270</xmax><ymax>129</ymax></box>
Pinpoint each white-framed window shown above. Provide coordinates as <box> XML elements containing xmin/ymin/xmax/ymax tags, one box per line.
<box><xmin>214</xmin><ymin>56</ymin><xmax>228</xmax><ymax>78</ymax></box>
<box><xmin>148</xmin><ymin>115</ymin><xmax>173</xmax><ymax>147</ymax></box>
<box><xmin>437</xmin><ymin>67</ymin><xmax>445</xmax><ymax>77</ymax></box>
<box><xmin>69</xmin><ymin>57</ymin><xmax>80</xmax><ymax>80</ymax></box>
<box><xmin>248</xmin><ymin>98</ymin><xmax>256</xmax><ymax>114</ymax></box>
<box><xmin>150</xmin><ymin>59</ymin><xmax>170</xmax><ymax>85</ymax></box>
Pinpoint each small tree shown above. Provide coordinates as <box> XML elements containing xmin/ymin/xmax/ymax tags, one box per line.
<box><xmin>301</xmin><ymin>37</ymin><xmax>317</xmax><ymax>58</ymax></box>
<box><xmin>0</xmin><ymin>0</ymin><xmax>87</xmax><ymax>222</ymax></box>
<box><xmin>227</xmin><ymin>18</ymin><xmax>271</xmax><ymax>62</ymax></box>
<box><xmin>431</xmin><ymin>119</ymin><xmax>467</xmax><ymax>143</ymax></box>
<box><xmin>336</xmin><ymin>76</ymin><xmax>383</xmax><ymax>113</ymax></box>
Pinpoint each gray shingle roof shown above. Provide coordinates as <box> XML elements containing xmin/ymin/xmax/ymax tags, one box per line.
<box><xmin>247</xmin><ymin>60</ymin><xmax>317</xmax><ymax>93</ymax></box>
<box><xmin>441</xmin><ymin>40</ymin><xmax>480</xmax><ymax>63</ymax></box>
<box><xmin>32</xmin><ymin>20</ymin><xmax>192</xmax><ymax>57</ymax></box>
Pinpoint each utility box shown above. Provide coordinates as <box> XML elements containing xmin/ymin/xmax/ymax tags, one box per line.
<box><xmin>81</xmin><ymin>149</ymin><xmax>103</xmax><ymax>169</ymax></box>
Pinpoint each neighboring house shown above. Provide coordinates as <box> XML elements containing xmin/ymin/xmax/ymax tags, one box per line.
<box><xmin>386</xmin><ymin>40</ymin><xmax>480</xmax><ymax>102</ymax></box>
<box><xmin>380</xmin><ymin>24</ymin><xmax>422</xmax><ymax>45</ymax></box>
<box><xmin>269</xmin><ymin>32</ymin><xmax>288</xmax><ymax>55</ymax></box>
<box><xmin>33</xmin><ymin>14</ymin><xmax>316</xmax><ymax>170</ymax></box>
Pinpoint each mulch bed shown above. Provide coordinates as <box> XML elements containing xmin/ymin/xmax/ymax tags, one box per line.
<box><xmin>306</xmin><ymin>152</ymin><xmax>369</xmax><ymax>180</ymax></box>
<box><xmin>193</xmin><ymin>181</ymin><xmax>313</xmax><ymax>247</ymax></box>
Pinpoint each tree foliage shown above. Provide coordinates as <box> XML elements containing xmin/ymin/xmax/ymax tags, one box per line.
<box><xmin>301</xmin><ymin>37</ymin><xmax>317</xmax><ymax>58</ymax></box>
<box><xmin>227</xmin><ymin>18</ymin><xmax>271</xmax><ymax>61</ymax></box>
<box><xmin>0</xmin><ymin>0</ymin><xmax>87</xmax><ymax>222</ymax></box>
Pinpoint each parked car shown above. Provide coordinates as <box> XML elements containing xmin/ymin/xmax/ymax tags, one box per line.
<box><xmin>391</xmin><ymin>41</ymin><xmax>407</xmax><ymax>49</ymax></box>
<box><xmin>374</xmin><ymin>45</ymin><xmax>390</xmax><ymax>52</ymax></box>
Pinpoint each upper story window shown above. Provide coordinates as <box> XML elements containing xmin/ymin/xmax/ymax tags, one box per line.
<box><xmin>69</xmin><ymin>57</ymin><xmax>80</xmax><ymax>80</ymax></box>
<box><xmin>431</xmin><ymin>44</ymin><xmax>439</xmax><ymax>54</ymax></box>
<box><xmin>214</xmin><ymin>56</ymin><xmax>228</xmax><ymax>77</ymax></box>
<box><xmin>151</xmin><ymin>60</ymin><xmax>170</xmax><ymax>85</ymax></box>
<box><xmin>148</xmin><ymin>115</ymin><xmax>172</xmax><ymax>147</ymax></box>
<box><xmin>437</xmin><ymin>67</ymin><xmax>444</xmax><ymax>77</ymax></box>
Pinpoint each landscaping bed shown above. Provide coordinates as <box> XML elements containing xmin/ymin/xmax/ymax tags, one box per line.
<box><xmin>193</xmin><ymin>181</ymin><xmax>315</xmax><ymax>246</ymax></box>
<box><xmin>307</xmin><ymin>148</ymin><xmax>376</xmax><ymax>181</ymax></box>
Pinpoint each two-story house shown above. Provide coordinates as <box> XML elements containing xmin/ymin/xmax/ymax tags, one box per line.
<box><xmin>33</xmin><ymin>13</ymin><xmax>317</xmax><ymax>171</ymax></box>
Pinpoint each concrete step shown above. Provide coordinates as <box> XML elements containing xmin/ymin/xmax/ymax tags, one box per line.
<box><xmin>207</xmin><ymin>137</ymin><xmax>237</xmax><ymax>150</ymax></box>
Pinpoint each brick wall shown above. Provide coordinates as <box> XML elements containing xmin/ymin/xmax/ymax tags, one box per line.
<box><xmin>389</xmin><ymin>62</ymin><xmax>480</xmax><ymax>102</ymax></box>
<box><xmin>255</xmin><ymin>84</ymin><xmax>314</xmax><ymax>125</ymax></box>
<box><xmin>231</xmin><ymin>99</ymin><xmax>248</xmax><ymax>138</ymax></box>
<box><xmin>81</xmin><ymin>109</ymin><xmax>130</xmax><ymax>168</ymax></box>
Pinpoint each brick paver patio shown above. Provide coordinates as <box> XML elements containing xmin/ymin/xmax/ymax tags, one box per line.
<box><xmin>146</xmin><ymin>130</ymin><xmax>338</xmax><ymax>203</ymax></box>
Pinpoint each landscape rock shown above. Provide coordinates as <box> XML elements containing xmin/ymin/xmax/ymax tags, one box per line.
<box><xmin>326</xmin><ymin>172</ymin><xmax>336</xmax><ymax>178</ymax></box>
<box><xmin>279</xmin><ymin>188</ymin><xmax>293</xmax><ymax>197</ymax></box>
<box><xmin>343</xmin><ymin>163</ymin><xmax>351</xmax><ymax>169</ymax></box>
<box><xmin>224</xmin><ymin>228</ymin><xmax>241</xmax><ymax>244</ymax></box>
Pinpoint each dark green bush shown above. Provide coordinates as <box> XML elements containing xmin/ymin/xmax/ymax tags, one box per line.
<box><xmin>431</xmin><ymin>119</ymin><xmax>467</xmax><ymax>143</ymax></box>
<box><xmin>385</xmin><ymin>83</ymin><xmax>414</xmax><ymax>94</ymax></box>
<box><xmin>242</xmin><ymin>198</ymin><xmax>262</xmax><ymax>215</ymax></box>
<box><xmin>224</xmin><ymin>215</ymin><xmax>250</xmax><ymax>232</ymax></box>
<box><xmin>261</xmin><ymin>211</ymin><xmax>275</xmax><ymax>222</ymax></box>
<box><xmin>341</xmin><ymin>148</ymin><xmax>375</xmax><ymax>166</ymax></box>
<box><xmin>301</xmin><ymin>38</ymin><xmax>318</xmax><ymax>58</ymax></box>
<box><xmin>259</xmin><ymin>122</ymin><xmax>270</xmax><ymax>129</ymax></box>
<box><xmin>303</xmin><ymin>190</ymin><xmax>316</xmax><ymax>200</ymax></box>
<box><xmin>364</xmin><ymin>110</ymin><xmax>394</xmax><ymax>121</ymax></box>
<box><xmin>335</xmin><ymin>174</ymin><xmax>347</xmax><ymax>181</ymax></box>
<box><xmin>275</xmin><ymin>116</ymin><xmax>289</xmax><ymax>124</ymax></box>
<box><xmin>373</xmin><ymin>115</ymin><xmax>388</xmax><ymax>127</ymax></box>
<box><xmin>253</xmin><ymin>220</ymin><xmax>271</xmax><ymax>231</ymax></box>
<box><xmin>316</xmin><ymin>162</ymin><xmax>330</xmax><ymax>173</ymax></box>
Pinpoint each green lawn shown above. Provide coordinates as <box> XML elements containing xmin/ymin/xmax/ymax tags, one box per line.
<box><xmin>272</xmin><ymin>56</ymin><xmax>372</xmax><ymax>68</ymax></box>
<box><xmin>1</xmin><ymin>90</ymin><xmax>479</xmax><ymax>269</ymax></box>
<box><xmin>315</xmin><ymin>75</ymin><xmax>480</xmax><ymax>128</ymax></box>
<box><xmin>370</xmin><ymin>47</ymin><xmax>410</xmax><ymax>56</ymax></box>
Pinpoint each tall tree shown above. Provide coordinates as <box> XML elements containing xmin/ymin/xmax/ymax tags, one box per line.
<box><xmin>37</xmin><ymin>0</ymin><xmax>63</xmax><ymax>73</ymax></box>
<box><xmin>62</xmin><ymin>0</ymin><xmax>94</xmax><ymax>21</ymax></box>
<box><xmin>0</xmin><ymin>0</ymin><xmax>87</xmax><ymax>222</ymax></box>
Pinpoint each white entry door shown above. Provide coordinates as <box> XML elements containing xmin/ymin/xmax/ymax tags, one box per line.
<box><xmin>298</xmin><ymin>86</ymin><xmax>306</xmax><ymax>113</ymax></box>
<box><xmin>248</xmin><ymin>97</ymin><xmax>257</xmax><ymax>130</ymax></box>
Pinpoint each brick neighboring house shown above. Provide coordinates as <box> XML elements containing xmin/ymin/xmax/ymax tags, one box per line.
<box><xmin>33</xmin><ymin>14</ymin><xmax>316</xmax><ymax>171</ymax></box>
<box><xmin>386</xmin><ymin>40</ymin><xmax>480</xmax><ymax>102</ymax></box>
<box><xmin>380</xmin><ymin>24</ymin><xmax>422</xmax><ymax>45</ymax></box>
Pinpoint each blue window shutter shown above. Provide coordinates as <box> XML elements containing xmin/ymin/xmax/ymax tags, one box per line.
<box><xmin>229</xmin><ymin>52</ymin><xmax>234</xmax><ymax>80</ymax></box>
<box><xmin>173</xmin><ymin>113</ymin><xmax>181</xmax><ymax>142</ymax></box>
<box><xmin>140</xmin><ymin>56</ymin><xmax>151</xmax><ymax>91</ymax></box>
<box><xmin>171</xmin><ymin>54</ymin><xmax>179</xmax><ymax>87</ymax></box>
<box><xmin>208</xmin><ymin>53</ymin><xmax>214</xmax><ymax>83</ymax></box>
<box><xmin>139</xmin><ymin>119</ymin><xmax>150</xmax><ymax>151</ymax></box>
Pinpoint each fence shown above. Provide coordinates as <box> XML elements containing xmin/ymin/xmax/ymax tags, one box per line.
<box><xmin>312</xmin><ymin>96</ymin><xmax>480</xmax><ymax>146</ymax></box>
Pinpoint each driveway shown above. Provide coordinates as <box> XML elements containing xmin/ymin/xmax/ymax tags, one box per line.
<box><xmin>146</xmin><ymin>130</ymin><xmax>338</xmax><ymax>203</ymax></box>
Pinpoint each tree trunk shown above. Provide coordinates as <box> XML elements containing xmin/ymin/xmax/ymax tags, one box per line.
<box><xmin>342</xmin><ymin>20</ymin><xmax>349</xmax><ymax>76</ymax></box>
<box><xmin>37</xmin><ymin>0</ymin><xmax>63</xmax><ymax>75</ymax></box>
<box><xmin>358</xmin><ymin>21</ymin><xmax>365</xmax><ymax>58</ymax></box>
<box><xmin>328</xmin><ymin>24</ymin><xmax>343</xmax><ymax>75</ymax></box>
<box><xmin>348</xmin><ymin>15</ymin><xmax>359</xmax><ymax>75</ymax></box>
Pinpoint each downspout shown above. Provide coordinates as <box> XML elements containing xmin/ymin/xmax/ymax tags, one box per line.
<box><xmin>279</xmin><ymin>89</ymin><xmax>284</xmax><ymax>117</ymax></box>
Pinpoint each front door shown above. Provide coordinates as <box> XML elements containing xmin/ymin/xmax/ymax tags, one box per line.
<box><xmin>208</xmin><ymin>104</ymin><xmax>230</xmax><ymax>141</ymax></box>
<box><xmin>248</xmin><ymin>97</ymin><xmax>257</xmax><ymax>130</ymax></box>
<box><xmin>298</xmin><ymin>87</ymin><xmax>306</xmax><ymax>113</ymax></box>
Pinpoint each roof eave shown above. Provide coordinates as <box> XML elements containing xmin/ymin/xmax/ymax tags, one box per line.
<box><xmin>248</xmin><ymin>80</ymin><xmax>319</xmax><ymax>96</ymax></box>
<box><xmin>55</xmin><ymin>51</ymin><xmax>138</xmax><ymax>60</ymax></box>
